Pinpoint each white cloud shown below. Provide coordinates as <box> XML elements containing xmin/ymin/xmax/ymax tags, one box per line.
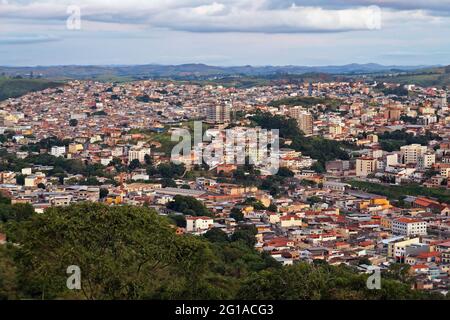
<box><xmin>0</xmin><ymin>0</ymin><xmax>447</xmax><ymax>33</ymax></box>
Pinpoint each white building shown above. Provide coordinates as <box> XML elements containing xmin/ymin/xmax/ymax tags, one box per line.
<box><xmin>128</xmin><ymin>147</ymin><xmax>151</xmax><ymax>164</ymax></box>
<box><xmin>418</xmin><ymin>153</ymin><xmax>436</xmax><ymax>169</ymax></box>
<box><xmin>51</xmin><ymin>146</ymin><xmax>66</xmax><ymax>158</ymax></box>
<box><xmin>392</xmin><ymin>218</ymin><xmax>427</xmax><ymax>236</ymax></box>
<box><xmin>186</xmin><ymin>216</ymin><xmax>214</xmax><ymax>233</ymax></box>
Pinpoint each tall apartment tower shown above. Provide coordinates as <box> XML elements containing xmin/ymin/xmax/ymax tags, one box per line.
<box><xmin>206</xmin><ymin>104</ymin><xmax>231</xmax><ymax>124</ymax></box>
<box><xmin>289</xmin><ymin>107</ymin><xmax>313</xmax><ymax>135</ymax></box>
<box><xmin>356</xmin><ymin>157</ymin><xmax>377</xmax><ymax>177</ymax></box>
<box><xmin>400</xmin><ymin>144</ymin><xmax>427</xmax><ymax>165</ymax></box>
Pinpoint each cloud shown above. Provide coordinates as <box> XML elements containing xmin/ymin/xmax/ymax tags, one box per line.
<box><xmin>0</xmin><ymin>33</ymin><xmax>60</xmax><ymax>44</ymax></box>
<box><xmin>0</xmin><ymin>0</ymin><xmax>446</xmax><ymax>34</ymax></box>
<box><xmin>150</xmin><ymin>5</ymin><xmax>384</xmax><ymax>33</ymax></box>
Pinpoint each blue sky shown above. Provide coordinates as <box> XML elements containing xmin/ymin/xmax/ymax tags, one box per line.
<box><xmin>0</xmin><ymin>0</ymin><xmax>449</xmax><ymax>66</ymax></box>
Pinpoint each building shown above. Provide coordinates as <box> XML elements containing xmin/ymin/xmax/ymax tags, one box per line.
<box><xmin>385</xmin><ymin>105</ymin><xmax>402</xmax><ymax>121</ymax></box>
<box><xmin>128</xmin><ymin>147</ymin><xmax>151</xmax><ymax>164</ymax></box>
<box><xmin>206</xmin><ymin>104</ymin><xmax>231</xmax><ymax>124</ymax></box>
<box><xmin>401</xmin><ymin>144</ymin><xmax>427</xmax><ymax>165</ymax></box>
<box><xmin>418</xmin><ymin>153</ymin><xmax>436</xmax><ymax>169</ymax></box>
<box><xmin>289</xmin><ymin>107</ymin><xmax>313</xmax><ymax>135</ymax></box>
<box><xmin>388</xmin><ymin>238</ymin><xmax>421</xmax><ymax>260</ymax></box>
<box><xmin>356</xmin><ymin>157</ymin><xmax>377</xmax><ymax>177</ymax></box>
<box><xmin>51</xmin><ymin>146</ymin><xmax>66</xmax><ymax>158</ymax></box>
<box><xmin>392</xmin><ymin>218</ymin><xmax>427</xmax><ymax>236</ymax></box>
<box><xmin>186</xmin><ymin>216</ymin><xmax>214</xmax><ymax>233</ymax></box>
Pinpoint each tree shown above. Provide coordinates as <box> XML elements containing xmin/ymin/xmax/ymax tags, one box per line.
<box><xmin>99</xmin><ymin>188</ymin><xmax>109</xmax><ymax>199</ymax></box>
<box><xmin>277</xmin><ymin>167</ymin><xmax>294</xmax><ymax>177</ymax></box>
<box><xmin>204</xmin><ymin>228</ymin><xmax>229</xmax><ymax>243</ymax></box>
<box><xmin>16</xmin><ymin>175</ymin><xmax>25</xmax><ymax>186</ymax></box>
<box><xmin>231</xmin><ymin>225</ymin><xmax>257</xmax><ymax>248</ymax></box>
<box><xmin>167</xmin><ymin>195</ymin><xmax>212</xmax><ymax>217</ymax></box>
<box><xmin>128</xmin><ymin>159</ymin><xmax>141</xmax><ymax>171</ymax></box>
<box><xmin>311</xmin><ymin>162</ymin><xmax>325</xmax><ymax>173</ymax></box>
<box><xmin>7</xmin><ymin>203</ymin><xmax>214</xmax><ymax>300</ymax></box>
<box><xmin>230</xmin><ymin>208</ymin><xmax>244</xmax><ymax>222</ymax></box>
<box><xmin>0</xmin><ymin>246</ymin><xmax>18</xmax><ymax>300</ymax></box>
<box><xmin>167</xmin><ymin>214</ymin><xmax>186</xmax><ymax>228</ymax></box>
<box><xmin>37</xmin><ymin>183</ymin><xmax>46</xmax><ymax>189</ymax></box>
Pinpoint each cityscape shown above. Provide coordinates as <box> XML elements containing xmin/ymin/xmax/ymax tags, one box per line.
<box><xmin>1</xmin><ymin>0</ymin><xmax>450</xmax><ymax>307</ymax></box>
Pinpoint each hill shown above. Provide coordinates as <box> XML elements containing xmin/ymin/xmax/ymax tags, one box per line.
<box><xmin>375</xmin><ymin>65</ymin><xmax>450</xmax><ymax>88</ymax></box>
<box><xmin>0</xmin><ymin>63</ymin><xmax>430</xmax><ymax>82</ymax></box>
<box><xmin>0</xmin><ymin>78</ymin><xmax>61</xmax><ymax>101</ymax></box>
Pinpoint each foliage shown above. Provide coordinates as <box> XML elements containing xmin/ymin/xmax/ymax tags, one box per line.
<box><xmin>379</xmin><ymin>130</ymin><xmax>442</xmax><ymax>152</ymax></box>
<box><xmin>251</xmin><ymin>112</ymin><xmax>349</xmax><ymax>166</ymax></box>
<box><xmin>0</xmin><ymin>202</ymin><xmax>446</xmax><ymax>300</ymax></box>
<box><xmin>4</xmin><ymin>203</ymin><xmax>216</xmax><ymax>300</ymax></box>
<box><xmin>237</xmin><ymin>263</ymin><xmax>445</xmax><ymax>300</ymax></box>
<box><xmin>0</xmin><ymin>78</ymin><xmax>60</xmax><ymax>101</ymax></box>
<box><xmin>167</xmin><ymin>195</ymin><xmax>212</xmax><ymax>217</ymax></box>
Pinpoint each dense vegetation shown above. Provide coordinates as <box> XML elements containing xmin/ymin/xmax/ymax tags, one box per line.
<box><xmin>251</xmin><ymin>112</ymin><xmax>349</xmax><ymax>166</ymax></box>
<box><xmin>349</xmin><ymin>180</ymin><xmax>450</xmax><ymax>204</ymax></box>
<box><xmin>167</xmin><ymin>195</ymin><xmax>212</xmax><ymax>217</ymax></box>
<box><xmin>0</xmin><ymin>77</ymin><xmax>61</xmax><ymax>101</ymax></box>
<box><xmin>379</xmin><ymin>130</ymin><xmax>441</xmax><ymax>152</ymax></box>
<box><xmin>0</xmin><ymin>203</ymin><xmax>446</xmax><ymax>300</ymax></box>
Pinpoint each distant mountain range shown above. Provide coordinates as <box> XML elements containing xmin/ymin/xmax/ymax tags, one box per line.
<box><xmin>0</xmin><ymin>63</ymin><xmax>436</xmax><ymax>81</ymax></box>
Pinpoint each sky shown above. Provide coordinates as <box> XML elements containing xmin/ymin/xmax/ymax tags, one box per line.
<box><xmin>0</xmin><ymin>0</ymin><xmax>449</xmax><ymax>67</ymax></box>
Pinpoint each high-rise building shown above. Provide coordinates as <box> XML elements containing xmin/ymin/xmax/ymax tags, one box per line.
<box><xmin>400</xmin><ymin>144</ymin><xmax>427</xmax><ymax>165</ymax></box>
<box><xmin>128</xmin><ymin>147</ymin><xmax>151</xmax><ymax>164</ymax></box>
<box><xmin>206</xmin><ymin>104</ymin><xmax>231</xmax><ymax>124</ymax></box>
<box><xmin>418</xmin><ymin>153</ymin><xmax>436</xmax><ymax>169</ymax></box>
<box><xmin>356</xmin><ymin>157</ymin><xmax>377</xmax><ymax>177</ymax></box>
<box><xmin>289</xmin><ymin>107</ymin><xmax>313</xmax><ymax>135</ymax></box>
<box><xmin>385</xmin><ymin>105</ymin><xmax>402</xmax><ymax>121</ymax></box>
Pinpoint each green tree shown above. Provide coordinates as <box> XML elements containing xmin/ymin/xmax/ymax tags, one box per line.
<box><xmin>167</xmin><ymin>195</ymin><xmax>212</xmax><ymax>217</ymax></box>
<box><xmin>204</xmin><ymin>228</ymin><xmax>229</xmax><ymax>243</ymax></box>
<box><xmin>7</xmin><ymin>203</ymin><xmax>215</xmax><ymax>300</ymax></box>
<box><xmin>230</xmin><ymin>208</ymin><xmax>244</xmax><ymax>222</ymax></box>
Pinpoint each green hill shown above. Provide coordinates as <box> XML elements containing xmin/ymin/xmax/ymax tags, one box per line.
<box><xmin>0</xmin><ymin>78</ymin><xmax>61</xmax><ymax>101</ymax></box>
<box><xmin>376</xmin><ymin>65</ymin><xmax>450</xmax><ymax>87</ymax></box>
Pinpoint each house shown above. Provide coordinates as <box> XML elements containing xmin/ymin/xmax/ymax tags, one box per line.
<box><xmin>186</xmin><ymin>216</ymin><xmax>214</xmax><ymax>233</ymax></box>
<box><xmin>279</xmin><ymin>215</ymin><xmax>302</xmax><ymax>228</ymax></box>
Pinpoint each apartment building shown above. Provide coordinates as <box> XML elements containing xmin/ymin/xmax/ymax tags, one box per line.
<box><xmin>392</xmin><ymin>218</ymin><xmax>427</xmax><ymax>236</ymax></box>
<box><xmin>356</xmin><ymin>157</ymin><xmax>377</xmax><ymax>177</ymax></box>
<box><xmin>289</xmin><ymin>107</ymin><xmax>313</xmax><ymax>135</ymax></box>
<box><xmin>206</xmin><ymin>104</ymin><xmax>231</xmax><ymax>124</ymax></box>
<box><xmin>401</xmin><ymin>144</ymin><xmax>427</xmax><ymax>165</ymax></box>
